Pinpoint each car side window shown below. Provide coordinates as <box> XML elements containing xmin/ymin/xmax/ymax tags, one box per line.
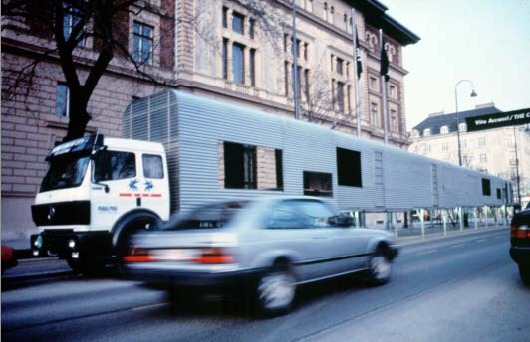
<box><xmin>266</xmin><ymin>203</ymin><xmax>308</xmax><ymax>229</ymax></box>
<box><xmin>292</xmin><ymin>200</ymin><xmax>337</xmax><ymax>229</ymax></box>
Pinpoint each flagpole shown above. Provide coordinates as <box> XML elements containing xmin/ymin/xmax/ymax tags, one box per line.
<box><xmin>379</xmin><ymin>29</ymin><xmax>389</xmax><ymax>144</ymax></box>
<box><xmin>351</xmin><ymin>9</ymin><xmax>361</xmax><ymax>138</ymax></box>
<box><xmin>291</xmin><ymin>0</ymin><xmax>300</xmax><ymax>120</ymax></box>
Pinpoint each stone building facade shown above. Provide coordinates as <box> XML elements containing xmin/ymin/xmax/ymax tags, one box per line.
<box><xmin>1</xmin><ymin>0</ymin><xmax>419</xmax><ymax>240</ymax></box>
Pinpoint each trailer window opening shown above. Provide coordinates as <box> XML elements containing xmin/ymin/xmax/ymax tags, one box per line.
<box><xmin>482</xmin><ymin>178</ymin><xmax>491</xmax><ymax>196</ymax></box>
<box><xmin>336</xmin><ymin>147</ymin><xmax>363</xmax><ymax>187</ymax></box>
<box><xmin>222</xmin><ymin>141</ymin><xmax>284</xmax><ymax>191</ymax></box>
<box><xmin>304</xmin><ymin>171</ymin><xmax>333</xmax><ymax>197</ymax></box>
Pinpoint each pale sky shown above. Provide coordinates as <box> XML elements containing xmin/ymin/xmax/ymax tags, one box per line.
<box><xmin>380</xmin><ymin>0</ymin><xmax>530</xmax><ymax>130</ymax></box>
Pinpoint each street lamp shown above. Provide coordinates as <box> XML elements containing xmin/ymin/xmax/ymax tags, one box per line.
<box><xmin>454</xmin><ymin>80</ymin><xmax>477</xmax><ymax>166</ymax></box>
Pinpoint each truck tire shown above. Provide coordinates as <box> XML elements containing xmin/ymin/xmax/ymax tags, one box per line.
<box><xmin>114</xmin><ymin>213</ymin><xmax>161</xmax><ymax>261</ymax></box>
<box><xmin>66</xmin><ymin>255</ymin><xmax>105</xmax><ymax>274</ymax></box>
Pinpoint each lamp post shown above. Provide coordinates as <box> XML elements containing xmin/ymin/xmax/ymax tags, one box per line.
<box><xmin>454</xmin><ymin>80</ymin><xmax>477</xmax><ymax>166</ymax></box>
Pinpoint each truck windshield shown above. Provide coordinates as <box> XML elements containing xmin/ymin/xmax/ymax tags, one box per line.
<box><xmin>40</xmin><ymin>155</ymin><xmax>90</xmax><ymax>192</ymax></box>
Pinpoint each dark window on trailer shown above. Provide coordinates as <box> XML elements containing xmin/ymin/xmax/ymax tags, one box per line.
<box><xmin>304</xmin><ymin>171</ymin><xmax>333</xmax><ymax>197</ymax></box>
<box><xmin>482</xmin><ymin>178</ymin><xmax>491</xmax><ymax>196</ymax></box>
<box><xmin>224</xmin><ymin>142</ymin><xmax>257</xmax><ymax>189</ymax></box>
<box><xmin>497</xmin><ymin>188</ymin><xmax>501</xmax><ymax>199</ymax></box>
<box><xmin>337</xmin><ymin>147</ymin><xmax>362</xmax><ymax>187</ymax></box>
<box><xmin>275</xmin><ymin>149</ymin><xmax>284</xmax><ymax>190</ymax></box>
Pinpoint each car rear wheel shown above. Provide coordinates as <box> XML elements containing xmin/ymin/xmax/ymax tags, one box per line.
<box><xmin>519</xmin><ymin>264</ymin><xmax>530</xmax><ymax>286</ymax></box>
<box><xmin>255</xmin><ymin>266</ymin><xmax>296</xmax><ymax>317</ymax></box>
<box><xmin>366</xmin><ymin>246</ymin><xmax>392</xmax><ymax>286</ymax></box>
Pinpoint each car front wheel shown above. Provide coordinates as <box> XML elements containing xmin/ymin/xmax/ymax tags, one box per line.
<box><xmin>366</xmin><ymin>249</ymin><xmax>392</xmax><ymax>286</ymax></box>
<box><xmin>255</xmin><ymin>266</ymin><xmax>296</xmax><ymax>317</ymax></box>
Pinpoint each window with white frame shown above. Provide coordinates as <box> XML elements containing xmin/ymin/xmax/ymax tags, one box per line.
<box><xmin>480</xmin><ymin>154</ymin><xmax>487</xmax><ymax>163</ymax></box>
<box><xmin>371</xmin><ymin>102</ymin><xmax>379</xmax><ymax>127</ymax></box>
<box><xmin>478</xmin><ymin>137</ymin><xmax>486</xmax><ymax>147</ymax></box>
<box><xmin>440</xmin><ymin>125</ymin><xmax>449</xmax><ymax>134</ymax></box>
<box><xmin>458</xmin><ymin>122</ymin><xmax>467</xmax><ymax>132</ymax></box>
<box><xmin>56</xmin><ymin>82</ymin><xmax>70</xmax><ymax>117</ymax></box>
<box><xmin>442</xmin><ymin>142</ymin><xmax>449</xmax><ymax>151</ymax></box>
<box><xmin>132</xmin><ymin>21</ymin><xmax>153</xmax><ymax>65</ymax></box>
<box><xmin>62</xmin><ymin>1</ymin><xmax>83</xmax><ymax>44</ymax></box>
<box><xmin>423</xmin><ymin>128</ymin><xmax>431</xmax><ymax>137</ymax></box>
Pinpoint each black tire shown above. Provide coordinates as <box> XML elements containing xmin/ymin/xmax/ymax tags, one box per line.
<box><xmin>66</xmin><ymin>254</ymin><xmax>105</xmax><ymax>274</ymax></box>
<box><xmin>519</xmin><ymin>264</ymin><xmax>530</xmax><ymax>286</ymax></box>
<box><xmin>116</xmin><ymin>216</ymin><xmax>161</xmax><ymax>261</ymax></box>
<box><xmin>254</xmin><ymin>265</ymin><xmax>296</xmax><ymax>317</ymax></box>
<box><xmin>365</xmin><ymin>245</ymin><xmax>393</xmax><ymax>286</ymax></box>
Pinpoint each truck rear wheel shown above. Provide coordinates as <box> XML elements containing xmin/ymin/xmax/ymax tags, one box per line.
<box><xmin>66</xmin><ymin>254</ymin><xmax>105</xmax><ymax>274</ymax></box>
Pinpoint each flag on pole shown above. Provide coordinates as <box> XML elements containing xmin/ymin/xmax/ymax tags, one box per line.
<box><xmin>355</xmin><ymin>30</ymin><xmax>362</xmax><ymax>79</ymax></box>
<box><xmin>380</xmin><ymin>43</ymin><xmax>390</xmax><ymax>81</ymax></box>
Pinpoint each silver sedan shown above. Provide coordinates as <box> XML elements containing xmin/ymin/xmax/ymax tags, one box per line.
<box><xmin>124</xmin><ymin>197</ymin><xmax>398</xmax><ymax>316</ymax></box>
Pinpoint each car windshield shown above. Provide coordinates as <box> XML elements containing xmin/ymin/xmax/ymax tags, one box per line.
<box><xmin>165</xmin><ymin>201</ymin><xmax>250</xmax><ymax>230</ymax></box>
<box><xmin>40</xmin><ymin>154</ymin><xmax>90</xmax><ymax>192</ymax></box>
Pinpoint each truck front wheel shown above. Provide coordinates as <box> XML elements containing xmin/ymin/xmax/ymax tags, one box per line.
<box><xmin>115</xmin><ymin>214</ymin><xmax>162</xmax><ymax>261</ymax></box>
<box><xmin>66</xmin><ymin>255</ymin><xmax>106</xmax><ymax>274</ymax></box>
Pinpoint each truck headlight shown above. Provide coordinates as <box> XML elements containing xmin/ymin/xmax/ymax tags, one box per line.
<box><xmin>68</xmin><ymin>239</ymin><xmax>76</xmax><ymax>249</ymax></box>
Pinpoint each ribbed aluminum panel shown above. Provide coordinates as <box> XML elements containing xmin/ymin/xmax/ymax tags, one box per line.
<box><xmin>124</xmin><ymin>89</ymin><xmax>512</xmax><ymax>214</ymax></box>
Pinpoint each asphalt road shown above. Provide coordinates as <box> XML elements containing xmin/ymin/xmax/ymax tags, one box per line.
<box><xmin>2</xmin><ymin>229</ymin><xmax>529</xmax><ymax>342</ymax></box>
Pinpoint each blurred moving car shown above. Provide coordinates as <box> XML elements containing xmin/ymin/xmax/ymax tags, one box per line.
<box><xmin>510</xmin><ymin>203</ymin><xmax>530</xmax><ymax>285</ymax></box>
<box><xmin>124</xmin><ymin>196</ymin><xmax>398</xmax><ymax>316</ymax></box>
<box><xmin>2</xmin><ymin>245</ymin><xmax>18</xmax><ymax>274</ymax></box>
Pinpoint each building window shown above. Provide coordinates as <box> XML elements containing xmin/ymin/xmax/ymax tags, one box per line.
<box><xmin>56</xmin><ymin>83</ymin><xmax>70</xmax><ymax>117</ymax></box>
<box><xmin>390</xmin><ymin>110</ymin><xmax>398</xmax><ymax>132</ymax></box>
<box><xmin>132</xmin><ymin>21</ymin><xmax>153</xmax><ymax>65</ymax></box>
<box><xmin>480</xmin><ymin>154</ymin><xmax>487</xmax><ymax>163</ymax></box>
<box><xmin>323</xmin><ymin>2</ymin><xmax>329</xmax><ymax>21</ymax></box>
<box><xmin>284</xmin><ymin>62</ymin><xmax>290</xmax><ymax>95</ymax></box>
<box><xmin>479</xmin><ymin>137</ymin><xmax>486</xmax><ymax>147</ymax></box>
<box><xmin>423</xmin><ymin>128</ymin><xmax>431</xmax><ymax>137</ymax></box>
<box><xmin>369</xmin><ymin>76</ymin><xmax>378</xmax><ymax>89</ymax></box>
<box><xmin>337</xmin><ymin>81</ymin><xmax>345</xmax><ymax>113</ymax></box>
<box><xmin>222</xmin><ymin>38</ymin><xmax>228</xmax><ymax>79</ymax></box>
<box><xmin>231</xmin><ymin>11</ymin><xmax>244</xmax><ymax>35</ymax></box>
<box><xmin>304</xmin><ymin>171</ymin><xmax>332</xmax><ymax>197</ymax></box>
<box><xmin>62</xmin><ymin>1</ymin><xmax>83</xmax><ymax>43</ymax></box>
<box><xmin>440</xmin><ymin>125</ymin><xmax>449</xmax><ymax>134</ymax></box>
<box><xmin>336</xmin><ymin>57</ymin><xmax>344</xmax><ymax>75</ymax></box>
<box><xmin>329</xmin><ymin>6</ymin><xmax>335</xmax><ymax>24</ymax></box>
<box><xmin>249</xmin><ymin>18</ymin><xmax>255</xmax><ymax>39</ymax></box>
<box><xmin>461</xmin><ymin>139</ymin><xmax>467</xmax><ymax>149</ymax></box>
<box><xmin>222</xmin><ymin>6</ymin><xmax>228</xmax><ymax>28</ymax></box>
<box><xmin>337</xmin><ymin>147</ymin><xmax>362</xmax><ymax>187</ymax></box>
<box><xmin>389</xmin><ymin>84</ymin><xmax>397</xmax><ymax>98</ymax></box>
<box><xmin>442</xmin><ymin>142</ymin><xmax>449</xmax><ymax>151</ymax></box>
<box><xmin>306</xmin><ymin>0</ymin><xmax>313</xmax><ymax>13</ymax></box>
<box><xmin>458</xmin><ymin>122</ymin><xmax>467</xmax><ymax>132</ymax></box>
<box><xmin>232</xmin><ymin>43</ymin><xmax>245</xmax><ymax>85</ymax></box>
<box><xmin>371</xmin><ymin>102</ymin><xmax>379</xmax><ymax>126</ymax></box>
<box><xmin>249</xmin><ymin>48</ymin><xmax>256</xmax><ymax>86</ymax></box>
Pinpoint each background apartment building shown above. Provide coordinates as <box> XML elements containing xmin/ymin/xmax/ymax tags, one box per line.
<box><xmin>1</xmin><ymin>0</ymin><xmax>419</xmax><ymax>240</ymax></box>
<box><xmin>409</xmin><ymin>103</ymin><xmax>530</xmax><ymax>207</ymax></box>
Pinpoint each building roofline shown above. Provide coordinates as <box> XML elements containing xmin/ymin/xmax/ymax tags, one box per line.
<box><xmin>348</xmin><ymin>0</ymin><xmax>421</xmax><ymax>46</ymax></box>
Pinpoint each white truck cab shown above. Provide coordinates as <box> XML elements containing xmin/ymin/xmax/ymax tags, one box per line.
<box><xmin>31</xmin><ymin>134</ymin><xmax>170</xmax><ymax>272</ymax></box>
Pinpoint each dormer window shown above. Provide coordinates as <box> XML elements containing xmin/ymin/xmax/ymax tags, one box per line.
<box><xmin>440</xmin><ymin>125</ymin><xmax>449</xmax><ymax>134</ymax></box>
<box><xmin>410</xmin><ymin>129</ymin><xmax>419</xmax><ymax>138</ymax></box>
<box><xmin>458</xmin><ymin>122</ymin><xmax>467</xmax><ymax>132</ymax></box>
<box><xmin>423</xmin><ymin>128</ymin><xmax>431</xmax><ymax>137</ymax></box>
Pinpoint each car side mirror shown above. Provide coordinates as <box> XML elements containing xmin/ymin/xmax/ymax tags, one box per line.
<box><xmin>330</xmin><ymin>214</ymin><xmax>353</xmax><ymax>228</ymax></box>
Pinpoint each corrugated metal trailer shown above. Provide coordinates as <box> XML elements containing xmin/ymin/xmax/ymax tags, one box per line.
<box><xmin>123</xmin><ymin>90</ymin><xmax>512</xmax><ymax>214</ymax></box>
